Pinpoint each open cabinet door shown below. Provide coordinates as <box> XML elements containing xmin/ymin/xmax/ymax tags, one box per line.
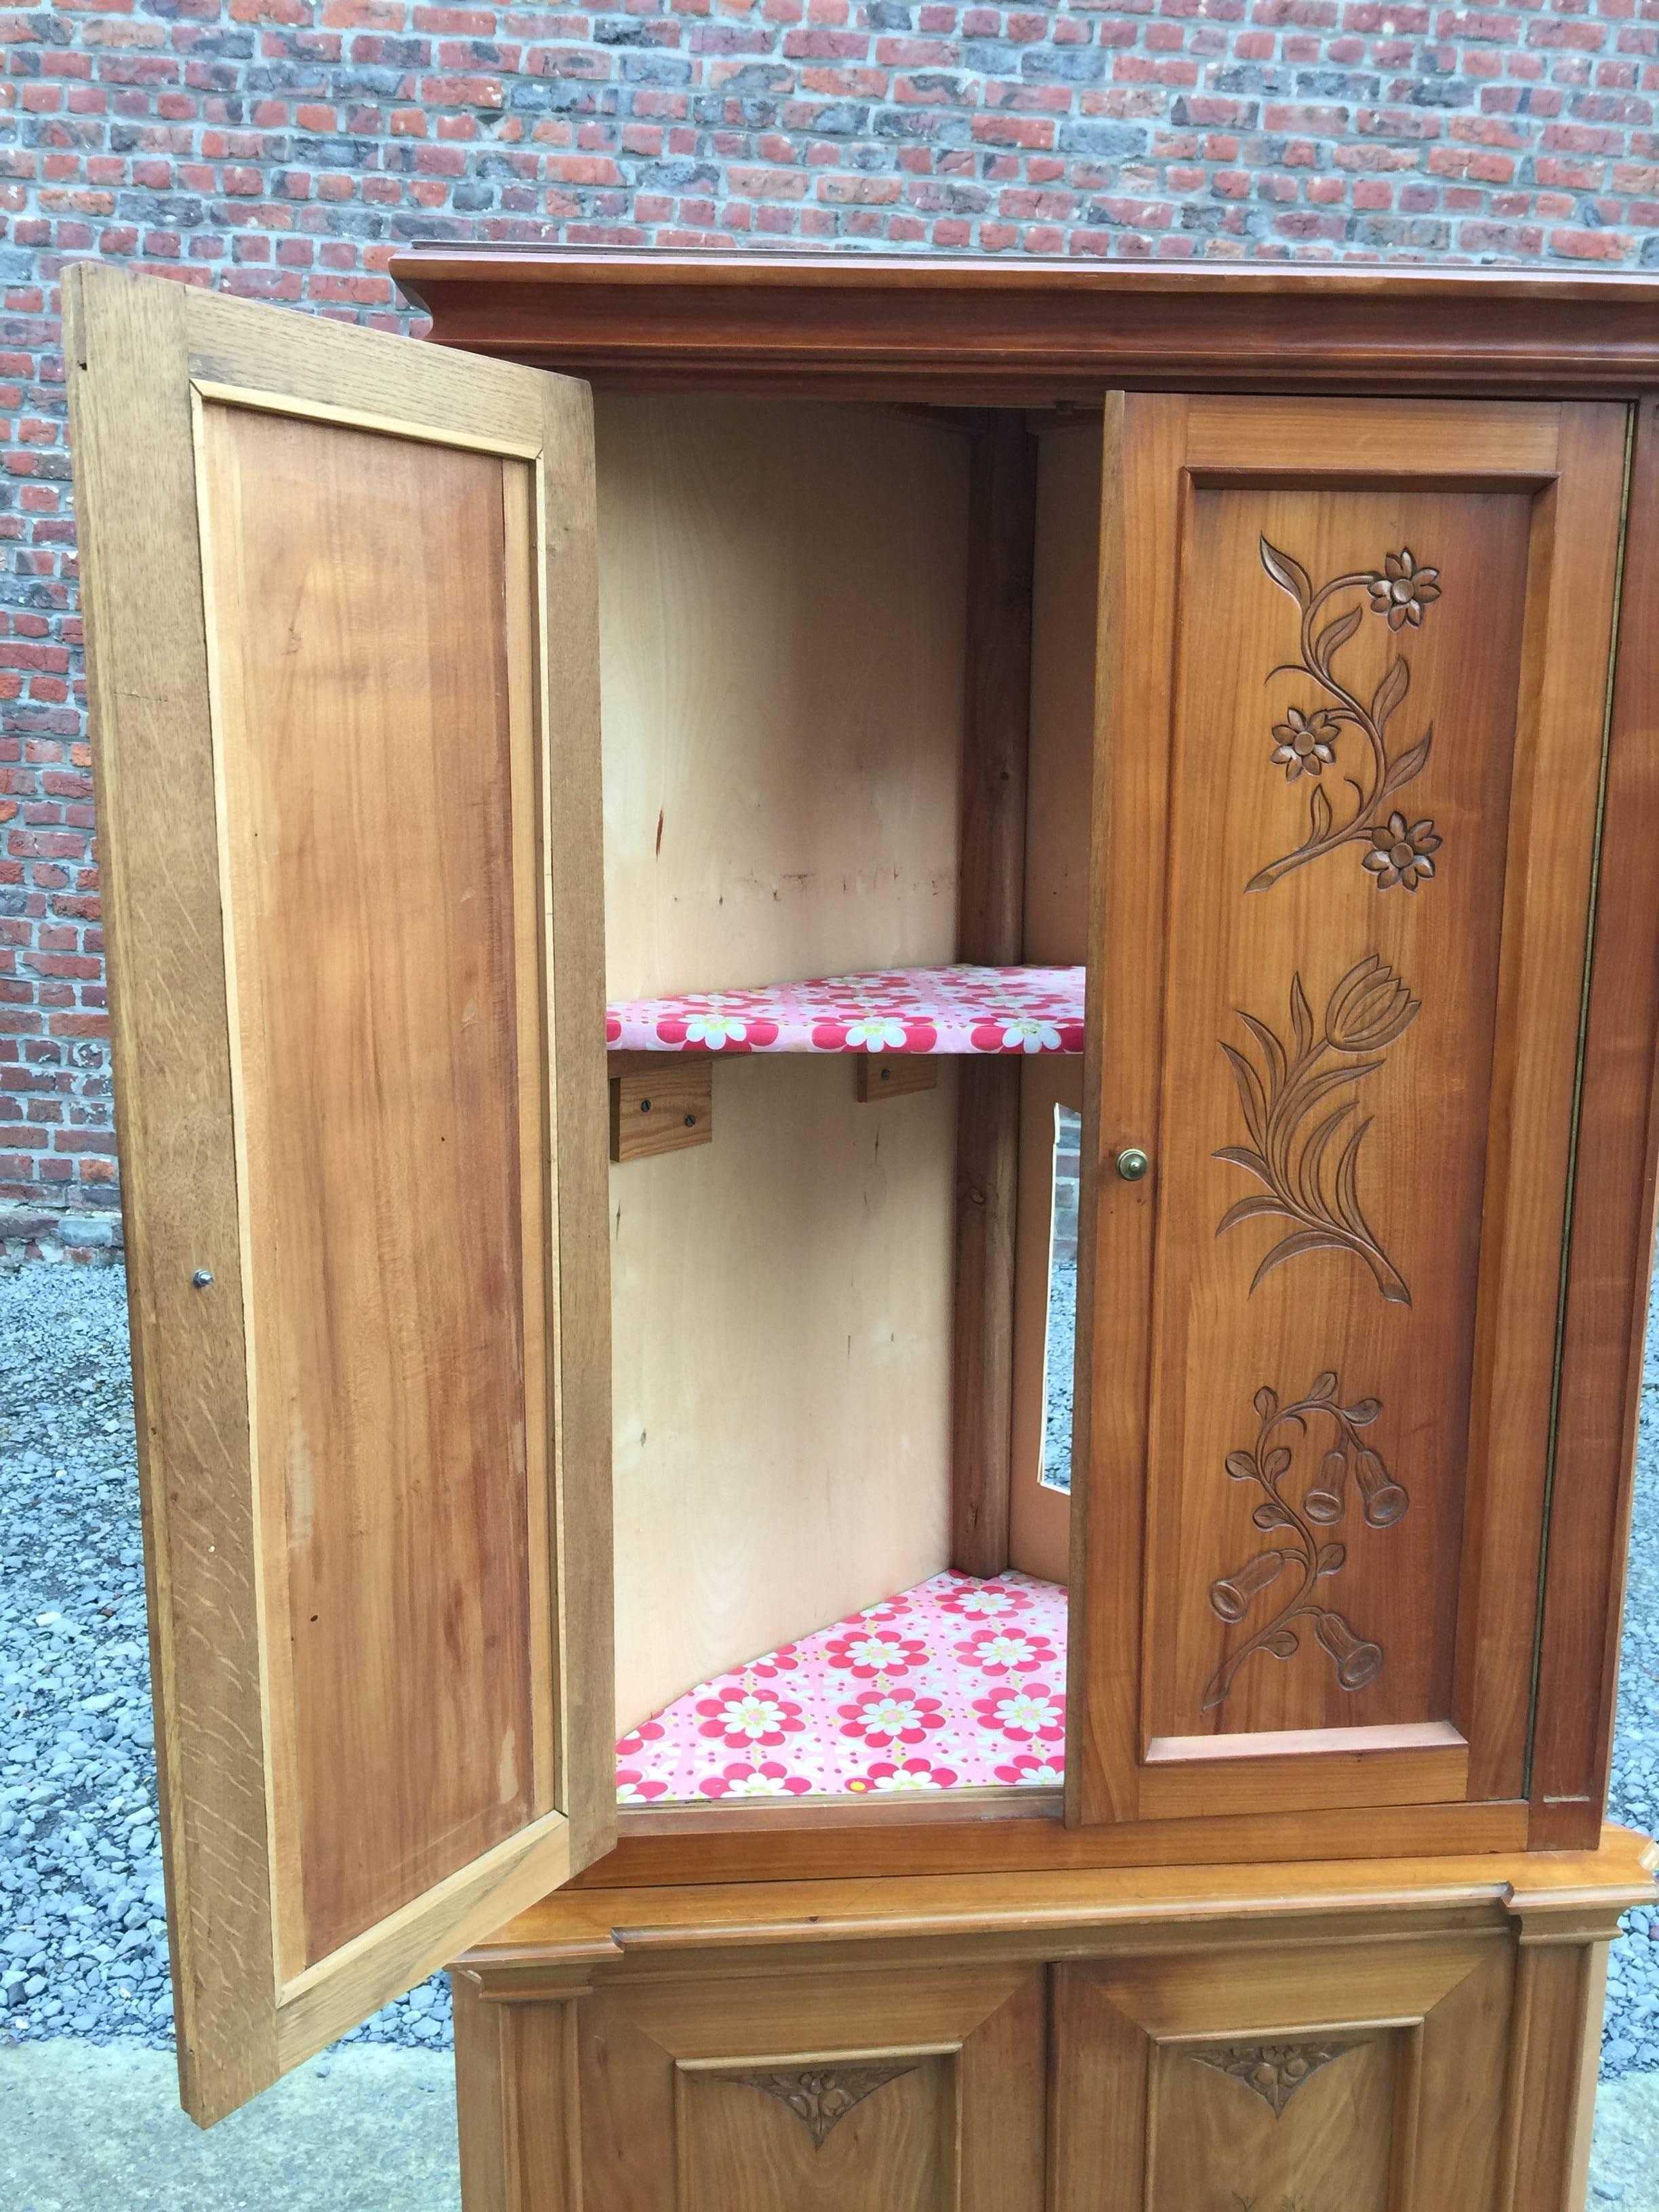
<box><xmin>1069</xmin><ymin>392</ymin><xmax>1628</xmax><ymax>1830</ymax></box>
<box><xmin>64</xmin><ymin>265</ymin><xmax>613</xmax><ymax>2124</ymax></box>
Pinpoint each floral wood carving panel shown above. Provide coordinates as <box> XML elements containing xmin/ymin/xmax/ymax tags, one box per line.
<box><xmin>1204</xmin><ymin>1375</ymin><xmax>1408</xmax><ymax>1713</ymax></box>
<box><xmin>1252</xmin><ymin>536</ymin><xmax>1443</xmax><ymax>896</ymax></box>
<box><xmin>710</xmin><ymin>2063</ymin><xmax>921</xmax><ymax>2148</ymax></box>
<box><xmin>1185</xmin><ymin>2040</ymin><xmax>1365</xmax><ymax>2119</ymax></box>
<box><xmin>1214</xmin><ymin>957</ymin><xmax>1420</xmax><ymax>1304</ymax></box>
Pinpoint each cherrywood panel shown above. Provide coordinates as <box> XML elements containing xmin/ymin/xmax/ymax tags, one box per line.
<box><xmin>951</xmin><ymin>413</ymin><xmax>1038</xmax><ymax>1580</ymax></box>
<box><xmin>1072</xmin><ymin>393</ymin><xmax>1627</xmax><ymax>1829</ymax></box>
<box><xmin>202</xmin><ymin>403</ymin><xmax>539</xmax><ymax>1971</ymax></box>
<box><xmin>66</xmin><ymin>264</ymin><xmax>613</xmax><ymax>2123</ymax></box>
<box><xmin>1151</xmin><ymin>481</ymin><xmax>1534</xmax><ymax>1744</ymax></box>
<box><xmin>677</xmin><ymin>2059</ymin><xmax>951</xmax><ymax>2211</ymax></box>
<box><xmin>1052</xmin><ymin>1936</ymin><xmax>1512</xmax><ymax>2212</ymax></box>
<box><xmin>392</xmin><ymin>249</ymin><xmax>1659</xmax><ymax>403</ymax></box>
<box><xmin>575</xmin><ymin>1965</ymin><xmax>1044</xmax><ymax>2211</ymax></box>
<box><xmin>1530</xmin><ymin>395</ymin><xmax>1659</xmax><ymax>1847</ymax></box>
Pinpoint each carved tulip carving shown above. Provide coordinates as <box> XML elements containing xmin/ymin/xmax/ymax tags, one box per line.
<box><xmin>1216</xmin><ymin>957</ymin><xmax>1419</xmax><ymax>1305</ymax></box>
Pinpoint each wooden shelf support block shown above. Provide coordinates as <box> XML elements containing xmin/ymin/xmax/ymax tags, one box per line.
<box><xmin>609</xmin><ymin>1054</ymin><xmax>714</xmax><ymax>1163</ymax></box>
<box><xmin>857</xmin><ymin>1055</ymin><xmax>941</xmax><ymax>1101</ymax></box>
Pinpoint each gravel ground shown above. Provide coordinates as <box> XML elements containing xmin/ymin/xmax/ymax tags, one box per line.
<box><xmin>1599</xmin><ymin>1256</ymin><xmax>1659</xmax><ymax>2081</ymax></box>
<box><xmin>0</xmin><ymin>1262</ymin><xmax>450</xmax><ymax>2053</ymax></box>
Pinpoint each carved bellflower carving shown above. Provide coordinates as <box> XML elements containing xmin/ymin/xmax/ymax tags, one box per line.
<box><xmin>1202</xmin><ymin>1372</ymin><xmax>1408</xmax><ymax>1713</ymax></box>
<box><xmin>1251</xmin><ymin>535</ymin><xmax>1442</xmax><ymax>895</ymax></box>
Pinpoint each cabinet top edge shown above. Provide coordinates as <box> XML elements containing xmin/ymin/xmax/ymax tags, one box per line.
<box><xmin>388</xmin><ymin>247</ymin><xmax>1659</xmax><ymax>398</ymax></box>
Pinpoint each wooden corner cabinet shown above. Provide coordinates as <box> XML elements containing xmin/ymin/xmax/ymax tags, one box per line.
<box><xmin>63</xmin><ymin>251</ymin><xmax>1659</xmax><ymax>2209</ymax></box>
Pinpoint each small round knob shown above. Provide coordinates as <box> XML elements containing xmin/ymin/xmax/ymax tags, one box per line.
<box><xmin>1115</xmin><ymin>1147</ymin><xmax>1151</xmax><ymax>1183</ymax></box>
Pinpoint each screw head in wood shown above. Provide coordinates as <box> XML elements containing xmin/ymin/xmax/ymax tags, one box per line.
<box><xmin>191</xmin><ymin>1269</ymin><xmax>214</xmax><ymax>1288</ymax></box>
<box><xmin>1115</xmin><ymin>1147</ymin><xmax>1151</xmax><ymax>1182</ymax></box>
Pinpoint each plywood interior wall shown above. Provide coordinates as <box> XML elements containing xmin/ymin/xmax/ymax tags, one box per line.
<box><xmin>596</xmin><ymin>396</ymin><xmax>969</xmax><ymax>1000</ymax></box>
<box><xmin>595</xmin><ymin>397</ymin><xmax>971</xmax><ymax>1731</ymax></box>
<box><xmin>1008</xmin><ymin>422</ymin><xmax>1102</xmax><ymax>1584</ymax></box>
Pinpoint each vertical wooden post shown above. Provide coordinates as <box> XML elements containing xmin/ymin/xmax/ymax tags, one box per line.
<box><xmin>951</xmin><ymin>413</ymin><xmax>1038</xmax><ymax>1578</ymax></box>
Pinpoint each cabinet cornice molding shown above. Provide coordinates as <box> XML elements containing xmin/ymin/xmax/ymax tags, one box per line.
<box><xmin>391</xmin><ymin>247</ymin><xmax>1659</xmax><ymax>403</ymax></box>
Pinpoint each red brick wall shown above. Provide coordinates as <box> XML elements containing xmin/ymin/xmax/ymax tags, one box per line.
<box><xmin>2</xmin><ymin>0</ymin><xmax>1655</xmax><ymax>1248</ymax></box>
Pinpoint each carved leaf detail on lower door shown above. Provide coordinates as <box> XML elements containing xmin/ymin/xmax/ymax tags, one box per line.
<box><xmin>710</xmin><ymin>2064</ymin><xmax>920</xmax><ymax>2148</ymax></box>
<box><xmin>1202</xmin><ymin>1373</ymin><xmax>1408</xmax><ymax>1714</ymax></box>
<box><xmin>1214</xmin><ymin>956</ymin><xmax>1420</xmax><ymax>1305</ymax></box>
<box><xmin>1187</xmin><ymin>2041</ymin><xmax>1365</xmax><ymax>2119</ymax></box>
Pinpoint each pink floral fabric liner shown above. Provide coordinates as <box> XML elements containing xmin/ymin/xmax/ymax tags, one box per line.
<box><xmin>616</xmin><ymin>1570</ymin><xmax>1067</xmax><ymax>1803</ymax></box>
<box><xmin>605</xmin><ymin>964</ymin><xmax>1084</xmax><ymax>1056</ymax></box>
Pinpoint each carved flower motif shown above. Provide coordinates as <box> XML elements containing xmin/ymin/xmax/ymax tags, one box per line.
<box><xmin>1361</xmin><ymin>811</ymin><xmax>1441</xmax><ymax>893</ymax></box>
<box><xmin>1324</xmin><ymin>954</ymin><xmax>1420</xmax><ymax>1050</ymax></box>
<box><xmin>1269</xmin><ymin>705</ymin><xmax>1340</xmax><ymax>781</ymax></box>
<box><xmin>1368</xmin><ymin>548</ymin><xmax>1441</xmax><ymax>629</ymax></box>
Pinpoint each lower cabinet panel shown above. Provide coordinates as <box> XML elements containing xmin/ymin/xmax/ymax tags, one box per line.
<box><xmin>1053</xmin><ymin>1937</ymin><xmax>1513</xmax><ymax>2212</ymax></box>
<box><xmin>574</xmin><ymin>1965</ymin><xmax>1046</xmax><ymax>2211</ymax></box>
<box><xmin>451</xmin><ymin>1841</ymin><xmax>1648</xmax><ymax>2212</ymax></box>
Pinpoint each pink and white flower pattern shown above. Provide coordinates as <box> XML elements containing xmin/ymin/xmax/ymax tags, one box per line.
<box><xmin>606</xmin><ymin>966</ymin><xmax>1084</xmax><ymax>1057</ymax></box>
<box><xmin>615</xmin><ymin>1570</ymin><xmax>1066</xmax><ymax>1803</ymax></box>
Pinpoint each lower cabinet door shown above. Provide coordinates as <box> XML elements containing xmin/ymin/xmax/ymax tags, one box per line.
<box><xmin>1052</xmin><ymin>1934</ymin><xmax>1515</xmax><ymax>2212</ymax></box>
<box><xmin>577</xmin><ymin>1961</ymin><xmax>1046</xmax><ymax>2211</ymax></box>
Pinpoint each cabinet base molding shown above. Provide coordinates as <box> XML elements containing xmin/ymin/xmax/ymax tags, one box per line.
<box><xmin>451</xmin><ymin>1825</ymin><xmax>1654</xmax><ymax>2211</ymax></box>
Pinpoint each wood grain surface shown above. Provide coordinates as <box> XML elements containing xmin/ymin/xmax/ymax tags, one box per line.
<box><xmin>66</xmin><ymin>264</ymin><xmax>613</xmax><ymax>2121</ymax></box>
<box><xmin>391</xmin><ymin>247</ymin><xmax>1659</xmax><ymax>404</ymax></box>
<box><xmin>1072</xmin><ymin>392</ymin><xmax>1628</xmax><ymax>1828</ymax></box>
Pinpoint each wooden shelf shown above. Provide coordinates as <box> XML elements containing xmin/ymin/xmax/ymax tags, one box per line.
<box><xmin>606</xmin><ymin>964</ymin><xmax>1084</xmax><ymax>1057</ymax></box>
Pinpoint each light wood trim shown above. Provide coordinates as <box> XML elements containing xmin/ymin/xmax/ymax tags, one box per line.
<box><xmin>617</xmin><ymin>1786</ymin><xmax>1064</xmax><ymax>1837</ymax></box>
<box><xmin>572</xmin><ymin>1797</ymin><xmax>1530</xmax><ymax>1889</ymax></box>
<box><xmin>1452</xmin><ymin>402</ymin><xmax>1629</xmax><ymax>1798</ymax></box>
<box><xmin>274</xmin><ymin>1813</ymin><xmax>573</xmax><ymax>2070</ymax></box>
<box><xmin>68</xmin><ymin>255</ymin><xmax>275</xmax><ymax>2130</ymax></box>
<box><xmin>1067</xmin><ymin>390</ymin><xmax>1179</xmax><ymax>1826</ymax></box>
<box><xmin>535</xmin><ymin>369</ymin><xmax>615</xmax><ymax>1869</ymax></box>
<box><xmin>1179</xmin><ymin>394</ymin><xmax>1563</xmax><ymax>480</ymax></box>
<box><xmin>1145</xmin><ymin>1720</ymin><xmax>1465</xmax><ymax>1764</ymax></box>
<box><xmin>188</xmin><ymin>378</ymin><xmax>545</xmax><ymax>459</ymax></box>
<box><xmin>468</xmin><ymin>1825</ymin><xmax>1658</xmax><ymax>1969</ymax></box>
<box><xmin>1530</xmin><ymin>391</ymin><xmax>1659</xmax><ymax>1845</ymax></box>
<box><xmin>1136</xmin><ymin>1739</ymin><xmax>1469</xmax><ymax>1824</ymax></box>
<box><xmin>950</xmin><ymin>414</ymin><xmax>1038</xmax><ymax>1579</ymax></box>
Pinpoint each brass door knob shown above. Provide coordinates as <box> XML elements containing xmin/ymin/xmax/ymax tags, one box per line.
<box><xmin>1116</xmin><ymin>1147</ymin><xmax>1151</xmax><ymax>1182</ymax></box>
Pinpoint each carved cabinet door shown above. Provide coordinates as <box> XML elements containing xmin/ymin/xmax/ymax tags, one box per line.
<box><xmin>1068</xmin><ymin>395</ymin><xmax>1629</xmax><ymax>1826</ymax></box>
<box><xmin>1051</xmin><ymin>1933</ymin><xmax>1521</xmax><ymax>2212</ymax></box>
<box><xmin>566</xmin><ymin>1961</ymin><xmax>1046</xmax><ymax>2210</ymax></box>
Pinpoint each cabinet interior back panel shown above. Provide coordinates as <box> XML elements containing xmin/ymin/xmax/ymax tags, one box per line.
<box><xmin>595</xmin><ymin>398</ymin><xmax>968</xmax><ymax>1731</ymax></box>
<box><xmin>199</xmin><ymin>405</ymin><xmax>548</xmax><ymax>1973</ymax></box>
<box><xmin>594</xmin><ymin>396</ymin><xmax>968</xmax><ymax>999</ymax></box>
